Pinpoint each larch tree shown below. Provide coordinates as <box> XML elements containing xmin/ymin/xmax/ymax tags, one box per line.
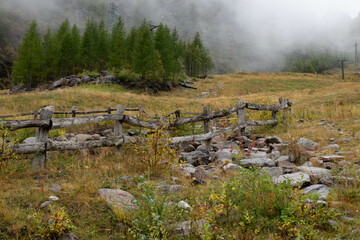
<box><xmin>109</xmin><ymin>16</ymin><xmax>126</xmax><ymax>69</ymax></box>
<box><xmin>12</xmin><ymin>20</ymin><xmax>44</xmax><ymax>88</ymax></box>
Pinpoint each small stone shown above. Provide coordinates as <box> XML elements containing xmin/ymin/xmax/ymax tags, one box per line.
<box><xmin>184</xmin><ymin>144</ymin><xmax>196</xmax><ymax>152</ymax></box>
<box><xmin>49</xmin><ymin>196</ymin><xmax>59</xmax><ymax>201</ymax></box>
<box><xmin>329</xmin><ymin>201</ymin><xmax>342</xmax><ymax>208</ymax></box>
<box><xmin>158</xmin><ymin>185</ymin><xmax>185</xmax><ymax>194</ymax></box>
<box><xmin>171</xmin><ymin>176</ymin><xmax>179</xmax><ymax>183</ymax></box>
<box><xmin>265</xmin><ymin>136</ymin><xmax>282</xmax><ymax>144</ymax></box>
<box><xmin>40</xmin><ymin>201</ymin><xmax>52</xmax><ymax>208</ymax></box>
<box><xmin>178</xmin><ymin>201</ymin><xmax>193</xmax><ymax>211</ymax></box>
<box><xmin>321</xmin><ymin>144</ymin><xmax>340</xmax><ymax>150</ymax></box>
<box><xmin>249</xmin><ymin>152</ymin><xmax>268</xmax><ymax>159</ymax></box>
<box><xmin>223</xmin><ymin>163</ymin><xmax>241</xmax><ymax>172</ymax></box>
<box><xmin>302</xmin><ymin>161</ymin><xmax>314</xmax><ymax>167</ymax></box>
<box><xmin>194</xmin><ymin>166</ymin><xmax>207</xmax><ymax>181</ymax></box>
<box><xmin>321</xmin><ymin>155</ymin><xmax>345</xmax><ymax>162</ymax></box>
<box><xmin>48</xmin><ymin>184</ymin><xmax>61</xmax><ymax>193</ymax></box>
<box><xmin>60</xmin><ymin>233</ymin><xmax>79</xmax><ymax>240</ymax></box>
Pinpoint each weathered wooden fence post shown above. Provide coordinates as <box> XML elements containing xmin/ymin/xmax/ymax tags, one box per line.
<box><xmin>236</xmin><ymin>99</ymin><xmax>246</xmax><ymax>136</ymax></box>
<box><xmin>114</xmin><ymin>105</ymin><xmax>125</xmax><ymax>153</ymax></box>
<box><xmin>203</xmin><ymin>106</ymin><xmax>211</xmax><ymax>152</ymax></box>
<box><xmin>33</xmin><ymin>106</ymin><xmax>54</xmax><ymax>171</ymax></box>
<box><xmin>279</xmin><ymin>98</ymin><xmax>291</xmax><ymax>126</ymax></box>
<box><xmin>33</xmin><ymin>110</ymin><xmax>38</xmax><ymax>119</ymax></box>
<box><xmin>71</xmin><ymin>107</ymin><xmax>77</xmax><ymax>118</ymax></box>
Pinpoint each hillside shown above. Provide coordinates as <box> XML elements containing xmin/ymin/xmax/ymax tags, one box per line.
<box><xmin>1</xmin><ymin>72</ymin><xmax>360</xmax><ymax>239</ymax></box>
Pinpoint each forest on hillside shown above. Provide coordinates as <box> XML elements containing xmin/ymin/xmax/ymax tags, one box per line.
<box><xmin>12</xmin><ymin>17</ymin><xmax>213</xmax><ymax>89</ymax></box>
<box><xmin>1</xmin><ymin>0</ymin><xmax>360</xmax><ymax>86</ymax></box>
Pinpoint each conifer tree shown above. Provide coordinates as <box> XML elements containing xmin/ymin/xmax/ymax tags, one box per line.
<box><xmin>70</xmin><ymin>24</ymin><xmax>81</xmax><ymax>73</ymax></box>
<box><xmin>154</xmin><ymin>24</ymin><xmax>174</xmax><ymax>81</ymax></box>
<box><xmin>125</xmin><ymin>27</ymin><xmax>138</xmax><ymax>68</ymax></box>
<box><xmin>58</xmin><ymin>19</ymin><xmax>72</xmax><ymax>76</ymax></box>
<box><xmin>109</xmin><ymin>16</ymin><xmax>126</xmax><ymax>69</ymax></box>
<box><xmin>43</xmin><ymin>28</ymin><xmax>58</xmax><ymax>81</ymax></box>
<box><xmin>133</xmin><ymin>20</ymin><xmax>159</xmax><ymax>80</ymax></box>
<box><xmin>97</xmin><ymin>20</ymin><xmax>109</xmax><ymax>71</ymax></box>
<box><xmin>12</xmin><ymin>20</ymin><xmax>44</xmax><ymax>88</ymax></box>
<box><xmin>82</xmin><ymin>18</ymin><xmax>98</xmax><ymax>70</ymax></box>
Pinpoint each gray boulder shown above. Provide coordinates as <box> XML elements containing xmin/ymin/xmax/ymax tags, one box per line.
<box><xmin>296</xmin><ymin>166</ymin><xmax>332</xmax><ymax>182</ymax></box>
<box><xmin>302</xmin><ymin>184</ymin><xmax>330</xmax><ymax>200</ymax></box>
<box><xmin>261</xmin><ymin>167</ymin><xmax>283</xmax><ymax>178</ymax></box>
<box><xmin>239</xmin><ymin>158</ymin><xmax>275</xmax><ymax>168</ymax></box>
<box><xmin>81</xmin><ymin>75</ymin><xmax>91</xmax><ymax>83</ymax></box>
<box><xmin>213</xmin><ymin>151</ymin><xmax>233</xmax><ymax>165</ymax></box>
<box><xmin>180</xmin><ymin>151</ymin><xmax>211</xmax><ymax>166</ymax></box>
<box><xmin>297</xmin><ymin>138</ymin><xmax>319</xmax><ymax>151</ymax></box>
<box><xmin>249</xmin><ymin>152</ymin><xmax>268</xmax><ymax>159</ymax></box>
<box><xmin>274</xmin><ymin>172</ymin><xmax>311</xmax><ymax>187</ymax></box>
<box><xmin>98</xmin><ymin>188</ymin><xmax>137</xmax><ymax>210</ymax></box>
<box><xmin>265</xmin><ymin>136</ymin><xmax>282</xmax><ymax>144</ymax></box>
<box><xmin>49</xmin><ymin>78</ymin><xmax>65</xmax><ymax>90</ymax></box>
<box><xmin>194</xmin><ymin>166</ymin><xmax>207</xmax><ymax>181</ymax></box>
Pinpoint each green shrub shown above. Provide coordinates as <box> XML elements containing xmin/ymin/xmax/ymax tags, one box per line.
<box><xmin>192</xmin><ymin>168</ymin><xmax>338</xmax><ymax>239</ymax></box>
<box><xmin>125</xmin><ymin>177</ymin><xmax>185</xmax><ymax>239</ymax></box>
<box><xmin>77</xmin><ymin>70</ymin><xmax>100</xmax><ymax>78</ymax></box>
<box><xmin>114</xmin><ymin>69</ymin><xmax>140</xmax><ymax>83</ymax></box>
<box><xmin>31</xmin><ymin>205</ymin><xmax>75</xmax><ymax>239</ymax></box>
<box><xmin>0</xmin><ymin>123</ymin><xmax>19</xmax><ymax>174</ymax></box>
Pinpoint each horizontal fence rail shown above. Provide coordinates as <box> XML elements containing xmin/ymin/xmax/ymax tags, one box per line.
<box><xmin>0</xmin><ymin>98</ymin><xmax>291</xmax><ymax>171</ymax></box>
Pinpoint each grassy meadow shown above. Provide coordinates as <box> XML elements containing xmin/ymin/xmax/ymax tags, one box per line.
<box><xmin>1</xmin><ymin>71</ymin><xmax>360</xmax><ymax>239</ymax></box>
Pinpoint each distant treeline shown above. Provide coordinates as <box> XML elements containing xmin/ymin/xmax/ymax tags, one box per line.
<box><xmin>12</xmin><ymin>17</ymin><xmax>214</xmax><ymax>88</ymax></box>
<box><xmin>284</xmin><ymin>50</ymin><xmax>342</xmax><ymax>74</ymax></box>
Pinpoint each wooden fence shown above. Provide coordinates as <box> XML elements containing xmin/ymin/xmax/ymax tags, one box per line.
<box><xmin>0</xmin><ymin>98</ymin><xmax>291</xmax><ymax>171</ymax></box>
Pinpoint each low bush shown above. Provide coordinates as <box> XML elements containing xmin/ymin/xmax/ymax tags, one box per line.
<box><xmin>131</xmin><ymin>123</ymin><xmax>177</xmax><ymax>177</ymax></box>
<box><xmin>191</xmin><ymin>168</ymin><xmax>338</xmax><ymax>239</ymax></box>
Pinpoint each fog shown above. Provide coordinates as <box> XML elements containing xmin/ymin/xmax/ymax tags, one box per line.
<box><xmin>2</xmin><ymin>0</ymin><xmax>360</xmax><ymax>72</ymax></box>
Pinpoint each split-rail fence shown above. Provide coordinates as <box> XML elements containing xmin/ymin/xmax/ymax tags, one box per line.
<box><xmin>0</xmin><ymin>98</ymin><xmax>292</xmax><ymax>171</ymax></box>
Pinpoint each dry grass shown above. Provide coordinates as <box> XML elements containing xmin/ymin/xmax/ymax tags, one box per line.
<box><xmin>1</xmin><ymin>71</ymin><xmax>360</xmax><ymax>238</ymax></box>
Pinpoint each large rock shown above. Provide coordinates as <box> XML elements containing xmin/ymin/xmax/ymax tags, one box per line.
<box><xmin>261</xmin><ymin>167</ymin><xmax>283</xmax><ymax>178</ymax></box>
<box><xmin>179</xmin><ymin>151</ymin><xmax>211</xmax><ymax>166</ymax></box>
<box><xmin>75</xmin><ymin>134</ymin><xmax>94</xmax><ymax>142</ymax></box>
<box><xmin>265</xmin><ymin>136</ymin><xmax>282</xmax><ymax>145</ymax></box>
<box><xmin>213</xmin><ymin>151</ymin><xmax>233</xmax><ymax>165</ymax></box>
<box><xmin>98</xmin><ymin>188</ymin><xmax>137</xmax><ymax>210</ymax></box>
<box><xmin>249</xmin><ymin>152</ymin><xmax>268</xmax><ymax>159</ymax></box>
<box><xmin>320</xmin><ymin>155</ymin><xmax>345</xmax><ymax>162</ymax></box>
<box><xmin>297</xmin><ymin>138</ymin><xmax>319</xmax><ymax>151</ymax></box>
<box><xmin>302</xmin><ymin>184</ymin><xmax>330</xmax><ymax>200</ymax></box>
<box><xmin>274</xmin><ymin>172</ymin><xmax>311</xmax><ymax>187</ymax></box>
<box><xmin>49</xmin><ymin>78</ymin><xmax>66</xmax><ymax>90</ymax></box>
<box><xmin>23</xmin><ymin>137</ymin><xmax>36</xmax><ymax>144</ymax></box>
<box><xmin>239</xmin><ymin>158</ymin><xmax>275</xmax><ymax>168</ymax></box>
<box><xmin>296</xmin><ymin>166</ymin><xmax>332</xmax><ymax>182</ymax></box>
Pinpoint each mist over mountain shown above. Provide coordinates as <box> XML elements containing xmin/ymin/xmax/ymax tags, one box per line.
<box><xmin>1</xmin><ymin>0</ymin><xmax>360</xmax><ymax>77</ymax></box>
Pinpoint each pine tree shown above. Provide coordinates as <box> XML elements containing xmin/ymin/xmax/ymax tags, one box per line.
<box><xmin>125</xmin><ymin>27</ymin><xmax>138</xmax><ymax>68</ymax></box>
<box><xmin>70</xmin><ymin>24</ymin><xmax>81</xmax><ymax>73</ymax></box>
<box><xmin>133</xmin><ymin>20</ymin><xmax>159</xmax><ymax>80</ymax></box>
<box><xmin>58</xmin><ymin>19</ymin><xmax>72</xmax><ymax>76</ymax></box>
<box><xmin>109</xmin><ymin>16</ymin><xmax>126</xmax><ymax>69</ymax></box>
<box><xmin>82</xmin><ymin>18</ymin><xmax>98</xmax><ymax>70</ymax></box>
<box><xmin>97</xmin><ymin>20</ymin><xmax>109</xmax><ymax>71</ymax></box>
<box><xmin>154</xmin><ymin>24</ymin><xmax>174</xmax><ymax>81</ymax></box>
<box><xmin>12</xmin><ymin>20</ymin><xmax>44</xmax><ymax>88</ymax></box>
